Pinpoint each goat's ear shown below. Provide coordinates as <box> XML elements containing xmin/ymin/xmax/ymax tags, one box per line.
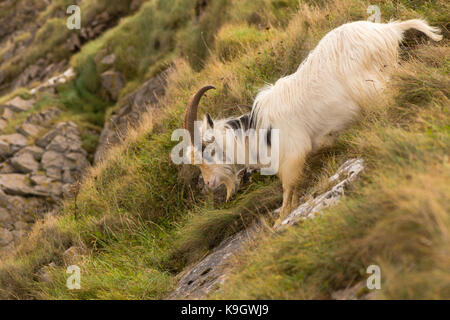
<box><xmin>203</xmin><ymin>113</ymin><xmax>214</xmax><ymax>129</ymax></box>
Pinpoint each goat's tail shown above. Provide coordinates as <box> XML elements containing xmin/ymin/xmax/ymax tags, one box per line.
<box><xmin>392</xmin><ymin>19</ymin><xmax>443</xmax><ymax>41</ymax></box>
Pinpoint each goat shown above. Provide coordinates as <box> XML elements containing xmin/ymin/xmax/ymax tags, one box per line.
<box><xmin>182</xmin><ymin>19</ymin><xmax>442</xmax><ymax>226</ymax></box>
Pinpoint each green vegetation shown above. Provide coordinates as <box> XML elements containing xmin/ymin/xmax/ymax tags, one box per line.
<box><xmin>0</xmin><ymin>0</ymin><xmax>448</xmax><ymax>300</ymax></box>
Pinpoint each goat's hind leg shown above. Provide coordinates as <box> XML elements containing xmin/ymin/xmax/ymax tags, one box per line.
<box><xmin>274</xmin><ymin>156</ymin><xmax>305</xmax><ymax>227</ymax></box>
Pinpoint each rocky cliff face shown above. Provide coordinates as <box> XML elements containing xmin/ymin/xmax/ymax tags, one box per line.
<box><xmin>0</xmin><ymin>62</ymin><xmax>170</xmax><ymax>254</ymax></box>
<box><xmin>94</xmin><ymin>68</ymin><xmax>170</xmax><ymax>163</ymax></box>
<box><xmin>0</xmin><ymin>96</ymin><xmax>88</xmax><ymax>254</ymax></box>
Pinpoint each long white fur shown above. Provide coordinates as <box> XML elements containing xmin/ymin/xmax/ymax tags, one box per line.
<box><xmin>197</xmin><ymin>19</ymin><xmax>442</xmax><ymax>219</ymax></box>
<box><xmin>251</xmin><ymin>19</ymin><xmax>441</xmax><ymax>161</ymax></box>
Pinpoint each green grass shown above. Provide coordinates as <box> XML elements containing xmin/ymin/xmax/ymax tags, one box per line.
<box><xmin>0</xmin><ymin>0</ymin><xmax>448</xmax><ymax>300</ymax></box>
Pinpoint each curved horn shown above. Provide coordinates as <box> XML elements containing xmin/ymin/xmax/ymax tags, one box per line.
<box><xmin>184</xmin><ymin>85</ymin><xmax>216</xmax><ymax>144</ymax></box>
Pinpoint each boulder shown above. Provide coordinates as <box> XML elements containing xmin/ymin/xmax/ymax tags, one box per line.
<box><xmin>101</xmin><ymin>70</ymin><xmax>125</xmax><ymax>101</ymax></box>
<box><xmin>45</xmin><ymin>167</ymin><xmax>62</xmax><ymax>181</ymax></box>
<box><xmin>65</xmin><ymin>152</ymin><xmax>89</xmax><ymax>170</ymax></box>
<box><xmin>17</xmin><ymin>123</ymin><xmax>42</xmax><ymax>137</ymax></box>
<box><xmin>36</xmin><ymin>121</ymin><xmax>79</xmax><ymax>148</ymax></box>
<box><xmin>62</xmin><ymin>169</ymin><xmax>74</xmax><ymax>184</ymax></box>
<box><xmin>4</xmin><ymin>196</ymin><xmax>27</xmax><ymax>215</ymax></box>
<box><xmin>0</xmin><ymin>174</ymin><xmax>34</xmax><ymax>196</ymax></box>
<box><xmin>95</xmin><ymin>69</ymin><xmax>169</xmax><ymax>162</ymax></box>
<box><xmin>41</xmin><ymin>150</ymin><xmax>64</xmax><ymax>169</ymax></box>
<box><xmin>35</xmin><ymin>130</ymin><xmax>59</xmax><ymax>148</ymax></box>
<box><xmin>30</xmin><ymin>174</ymin><xmax>52</xmax><ymax>186</ymax></box>
<box><xmin>25</xmin><ymin>107</ymin><xmax>60</xmax><ymax>126</ymax></box>
<box><xmin>6</xmin><ymin>96</ymin><xmax>35</xmax><ymax>112</ymax></box>
<box><xmin>17</xmin><ymin>146</ymin><xmax>44</xmax><ymax>161</ymax></box>
<box><xmin>0</xmin><ymin>133</ymin><xmax>28</xmax><ymax>151</ymax></box>
<box><xmin>10</xmin><ymin>152</ymin><xmax>40</xmax><ymax>173</ymax></box>
<box><xmin>34</xmin><ymin>182</ymin><xmax>61</xmax><ymax>197</ymax></box>
<box><xmin>47</xmin><ymin>135</ymin><xmax>70</xmax><ymax>153</ymax></box>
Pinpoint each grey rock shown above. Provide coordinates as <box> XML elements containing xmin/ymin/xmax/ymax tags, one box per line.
<box><xmin>278</xmin><ymin>158</ymin><xmax>365</xmax><ymax>227</ymax></box>
<box><xmin>101</xmin><ymin>70</ymin><xmax>125</xmax><ymax>101</ymax></box>
<box><xmin>8</xmin><ymin>197</ymin><xmax>26</xmax><ymax>214</ymax></box>
<box><xmin>62</xmin><ymin>169</ymin><xmax>74</xmax><ymax>184</ymax></box>
<box><xmin>47</xmin><ymin>135</ymin><xmax>70</xmax><ymax>153</ymax></box>
<box><xmin>95</xmin><ymin>69</ymin><xmax>169</xmax><ymax>162</ymax></box>
<box><xmin>168</xmin><ymin>224</ymin><xmax>261</xmax><ymax>299</ymax></box>
<box><xmin>30</xmin><ymin>174</ymin><xmax>53</xmax><ymax>186</ymax></box>
<box><xmin>6</xmin><ymin>96</ymin><xmax>35</xmax><ymax>112</ymax></box>
<box><xmin>41</xmin><ymin>151</ymin><xmax>64</xmax><ymax>169</ymax></box>
<box><xmin>0</xmin><ymin>174</ymin><xmax>33</xmax><ymax>196</ymax></box>
<box><xmin>17</xmin><ymin>146</ymin><xmax>44</xmax><ymax>161</ymax></box>
<box><xmin>10</xmin><ymin>152</ymin><xmax>39</xmax><ymax>173</ymax></box>
<box><xmin>34</xmin><ymin>181</ymin><xmax>62</xmax><ymax>197</ymax></box>
<box><xmin>36</xmin><ymin>122</ymin><xmax>80</xmax><ymax>149</ymax></box>
<box><xmin>0</xmin><ymin>133</ymin><xmax>28</xmax><ymax>150</ymax></box>
<box><xmin>17</xmin><ymin>123</ymin><xmax>42</xmax><ymax>137</ymax></box>
<box><xmin>45</xmin><ymin>167</ymin><xmax>62</xmax><ymax>181</ymax></box>
<box><xmin>65</xmin><ymin>152</ymin><xmax>89</xmax><ymax>171</ymax></box>
<box><xmin>25</xmin><ymin>107</ymin><xmax>61</xmax><ymax>126</ymax></box>
<box><xmin>35</xmin><ymin>130</ymin><xmax>59</xmax><ymax>148</ymax></box>
<box><xmin>12</xmin><ymin>64</ymin><xmax>40</xmax><ymax>90</ymax></box>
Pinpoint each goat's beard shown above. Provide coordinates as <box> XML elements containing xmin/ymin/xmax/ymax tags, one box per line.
<box><xmin>202</xmin><ymin>163</ymin><xmax>242</xmax><ymax>201</ymax></box>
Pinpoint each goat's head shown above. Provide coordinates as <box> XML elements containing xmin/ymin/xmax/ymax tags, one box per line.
<box><xmin>184</xmin><ymin>86</ymin><xmax>243</xmax><ymax>200</ymax></box>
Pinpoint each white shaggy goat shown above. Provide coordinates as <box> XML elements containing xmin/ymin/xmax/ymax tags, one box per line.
<box><xmin>182</xmin><ymin>19</ymin><xmax>442</xmax><ymax>225</ymax></box>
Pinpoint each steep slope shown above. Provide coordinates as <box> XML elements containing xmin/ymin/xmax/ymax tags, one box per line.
<box><xmin>0</xmin><ymin>0</ymin><xmax>448</xmax><ymax>300</ymax></box>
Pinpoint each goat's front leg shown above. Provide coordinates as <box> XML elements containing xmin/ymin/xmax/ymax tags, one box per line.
<box><xmin>274</xmin><ymin>156</ymin><xmax>305</xmax><ymax>227</ymax></box>
<box><xmin>291</xmin><ymin>188</ymin><xmax>300</xmax><ymax>209</ymax></box>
